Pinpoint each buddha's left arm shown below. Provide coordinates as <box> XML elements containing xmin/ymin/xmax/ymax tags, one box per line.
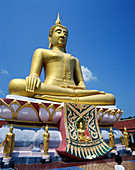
<box><xmin>74</xmin><ymin>58</ymin><xmax>86</xmax><ymax>90</ymax></box>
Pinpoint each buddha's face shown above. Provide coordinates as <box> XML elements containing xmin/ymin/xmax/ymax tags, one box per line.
<box><xmin>10</xmin><ymin>127</ymin><xmax>13</xmax><ymax>132</ymax></box>
<box><xmin>110</xmin><ymin>128</ymin><xmax>112</xmax><ymax>133</ymax></box>
<box><xmin>46</xmin><ymin>126</ymin><xmax>48</xmax><ymax>132</ymax></box>
<box><xmin>51</xmin><ymin>26</ymin><xmax>67</xmax><ymax>48</ymax></box>
<box><xmin>79</xmin><ymin>122</ymin><xmax>83</xmax><ymax>129</ymax></box>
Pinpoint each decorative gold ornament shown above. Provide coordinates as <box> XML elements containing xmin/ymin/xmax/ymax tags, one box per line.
<box><xmin>8</xmin><ymin>13</ymin><xmax>115</xmax><ymax>105</ymax></box>
<box><xmin>0</xmin><ymin>98</ymin><xmax>63</xmax><ymax>124</ymax></box>
<box><xmin>58</xmin><ymin>103</ymin><xmax>112</xmax><ymax>160</ymax></box>
<box><xmin>43</xmin><ymin>125</ymin><xmax>50</xmax><ymax>156</ymax></box>
<box><xmin>97</xmin><ymin>108</ymin><xmax>124</xmax><ymax>126</ymax></box>
<box><xmin>38</xmin><ymin>103</ymin><xmax>63</xmax><ymax>121</ymax></box>
<box><xmin>0</xmin><ymin>99</ymin><xmax>14</xmax><ymax>119</ymax></box>
<box><xmin>0</xmin><ymin>125</ymin><xmax>15</xmax><ymax>158</ymax></box>
<box><xmin>15</xmin><ymin>101</ymin><xmax>40</xmax><ymax>121</ymax></box>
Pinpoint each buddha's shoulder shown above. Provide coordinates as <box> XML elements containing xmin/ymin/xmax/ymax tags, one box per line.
<box><xmin>34</xmin><ymin>48</ymin><xmax>52</xmax><ymax>55</ymax></box>
<box><xmin>67</xmin><ymin>53</ymin><xmax>78</xmax><ymax>60</ymax></box>
<box><xmin>71</xmin><ymin>56</ymin><xmax>80</xmax><ymax>62</ymax></box>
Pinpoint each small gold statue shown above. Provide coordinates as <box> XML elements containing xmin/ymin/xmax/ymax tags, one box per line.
<box><xmin>0</xmin><ymin>125</ymin><xmax>15</xmax><ymax>158</ymax></box>
<box><xmin>8</xmin><ymin>13</ymin><xmax>115</xmax><ymax>105</ymax></box>
<box><xmin>43</xmin><ymin>125</ymin><xmax>50</xmax><ymax>156</ymax></box>
<box><xmin>120</xmin><ymin>135</ymin><xmax>124</xmax><ymax>145</ymax></box>
<box><xmin>109</xmin><ymin>127</ymin><xmax>115</xmax><ymax>150</ymax></box>
<box><xmin>77</xmin><ymin>122</ymin><xmax>91</xmax><ymax>143</ymax></box>
<box><xmin>123</xmin><ymin>126</ymin><xmax>131</xmax><ymax>149</ymax></box>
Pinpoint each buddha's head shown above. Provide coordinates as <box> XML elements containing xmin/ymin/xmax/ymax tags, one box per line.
<box><xmin>49</xmin><ymin>13</ymin><xmax>68</xmax><ymax>52</ymax></box>
<box><xmin>124</xmin><ymin>126</ymin><xmax>127</xmax><ymax>132</ymax></box>
<box><xmin>10</xmin><ymin>125</ymin><xmax>13</xmax><ymax>132</ymax></box>
<box><xmin>110</xmin><ymin>126</ymin><xmax>113</xmax><ymax>133</ymax></box>
<box><xmin>79</xmin><ymin>122</ymin><xmax>83</xmax><ymax>129</ymax></box>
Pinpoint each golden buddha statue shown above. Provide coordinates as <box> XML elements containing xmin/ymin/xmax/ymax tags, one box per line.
<box><xmin>0</xmin><ymin>125</ymin><xmax>15</xmax><ymax>158</ymax></box>
<box><xmin>109</xmin><ymin>127</ymin><xmax>115</xmax><ymax>150</ymax></box>
<box><xmin>43</xmin><ymin>125</ymin><xmax>50</xmax><ymax>155</ymax></box>
<box><xmin>123</xmin><ymin>127</ymin><xmax>131</xmax><ymax>149</ymax></box>
<box><xmin>77</xmin><ymin>122</ymin><xmax>91</xmax><ymax>143</ymax></box>
<box><xmin>8</xmin><ymin>13</ymin><xmax>115</xmax><ymax>105</ymax></box>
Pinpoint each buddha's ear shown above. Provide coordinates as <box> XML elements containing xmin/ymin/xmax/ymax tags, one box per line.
<box><xmin>48</xmin><ymin>36</ymin><xmax>52</xmax><ymax>49</ymax></box>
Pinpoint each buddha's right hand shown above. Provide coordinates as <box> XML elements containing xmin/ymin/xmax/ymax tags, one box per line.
<box><xmin>26</xmin><ymin>74</ymin><xmax>41</xmax><ymax>92</ymax></box>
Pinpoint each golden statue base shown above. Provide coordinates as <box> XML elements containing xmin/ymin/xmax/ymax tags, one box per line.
<box><xmin>2</xmin><ymin>157</ymin><xmax>12</xmax><ymax>162</ymax></box>
<box><xmin>0</xmin><ymin>96</ymin><xmax>126</xmax><ymax>162</ymax></box>
<box><xmin>0</xmin><ymin>95</ymin><xmax>123</xmax><ymax>126</ymax></box>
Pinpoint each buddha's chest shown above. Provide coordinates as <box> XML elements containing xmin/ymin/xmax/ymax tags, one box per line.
<box><xmin>46</xmin><ymin>52</ymin><xmax>76</xmax><ymax>77</ymax></box>
<box><xmin>78</xmin><ymin>130</ymin><xmax>85</xmax><ymax>136</ymax></box>
<box><xmin>43</xmin><ymin>133</ymin><xmax>50</xmax><ymax>139</ymax></box>
<box><xmin>47</xmin><ymin>52</ymin><xmax>75</xmax><ymax>66</ymax></box>
<box><xmin>7</xmin><ymin>134</ymin><xmax>13</xmax><ymax>141</ymax></box>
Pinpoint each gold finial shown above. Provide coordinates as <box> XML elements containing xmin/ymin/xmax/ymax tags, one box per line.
<box><xmin>55</xmin><ymin>13</ymin><xmax>61</xmax><ymax>25</ymax></box>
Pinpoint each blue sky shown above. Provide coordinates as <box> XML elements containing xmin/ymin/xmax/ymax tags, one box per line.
<box><xmin>0</xmin><ymin>0</ymin><xmax>135</xmax><ymax>118</ymax></box>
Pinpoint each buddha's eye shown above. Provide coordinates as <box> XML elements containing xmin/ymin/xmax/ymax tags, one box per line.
<box><xmin>63</xmin><ymin>31</ymin><xmax>67</xmax><ymax>36</ymax></box>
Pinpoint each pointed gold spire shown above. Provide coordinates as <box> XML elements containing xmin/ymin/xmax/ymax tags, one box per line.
<box><xmin>55</xmin><ymin>12</ymin><xmax>61</xmax><ymax>25</ymax></box>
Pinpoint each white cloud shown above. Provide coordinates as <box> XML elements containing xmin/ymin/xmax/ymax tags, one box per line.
<box><xmin>1</xmin><ymin>69</ymin><xmax>9</xmax><ymax>75</ymax></box>
<box><xmin>0</xmin><ymin>89</ymin><xmax>5</xmax><ymax>96</ymax></box>
<box><xmin>81</xmin><ymin>66</ymin><xmax>97</xmax><ymax>82</ymax></box>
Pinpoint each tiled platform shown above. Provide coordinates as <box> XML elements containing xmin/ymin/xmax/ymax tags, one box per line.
<box><xmin>14</xmin><ymin>155</ymin><xmax>135</xmax><ymax>170</ymax></box>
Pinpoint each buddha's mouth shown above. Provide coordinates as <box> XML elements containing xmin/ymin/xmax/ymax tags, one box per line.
<box><xmin>59</xmin><ymin>39</ymin><xmax>65</xmax><ymax>44</ymax></box>
<box><xmin>59</xmin><ymin>36</ymin><xmax>65</xmax><ymax>40</ymax></box>
<box><xmin>59</xmin><ymin>38</ymin><xmax>64</xmax><ymax>41</ymax></box>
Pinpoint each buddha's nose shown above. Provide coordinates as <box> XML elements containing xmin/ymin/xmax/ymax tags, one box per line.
<box><xmin>61</xmin><ymin>32</ymin><xmax>65</xmax><ymax>37</ymax></box>
<box><xmin>60</xmin><ymin>35</ymin><xmax>64</xmax><ymax>39</ymax></box>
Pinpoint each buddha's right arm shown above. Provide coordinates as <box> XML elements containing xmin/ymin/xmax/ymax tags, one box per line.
<box><xmin>26</xmin><ymin>48</ymin><xmax>43</xmax><ymax>92</ymax></box>
<box><xmin>74</xmin><ymin>58</ymin><xmax>86</xmax><ymax>90</ymax></box>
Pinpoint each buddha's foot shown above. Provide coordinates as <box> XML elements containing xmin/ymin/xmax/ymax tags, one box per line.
<box><xmin>34</xmin><ymin>93</ymin><xmax>116</xmax><ymax>105</ymax></box>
